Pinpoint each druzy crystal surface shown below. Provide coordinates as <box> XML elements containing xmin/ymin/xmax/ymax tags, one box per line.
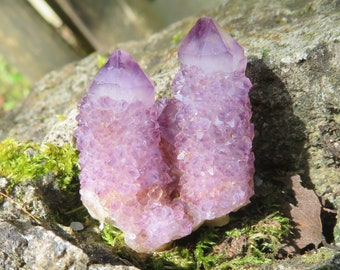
<box><xmin>75</xmin><ymin>17</ymin><xmax>254</xmax><ymax>253</ymax></box>
<box><xmin>159</xmin><ymin>17</ymin><xmax>254</xmax><ymax>229</ymax></box>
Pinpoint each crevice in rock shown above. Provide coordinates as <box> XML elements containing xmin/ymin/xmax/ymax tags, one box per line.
<box><xmin>321</xmin><ymin>199</ymin><xmax>337</xmax><ymax>245</ymax></box>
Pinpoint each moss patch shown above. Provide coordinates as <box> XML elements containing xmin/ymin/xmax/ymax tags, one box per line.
<box><xmin>102</xmin><ymin>211</ymin><xmax>290</xmax><ymax>269</ymax></box>
<box><xmin>171</xmin><ymin>32</ymin><xmax>184</xmax><ymax>45</ymax></box>
<box><xmin>97</xmin><ymin>54</ymin><xmax>108</xmax><ymax>68</ymax></box>
<box><xmin>0</xmin><ymin>138</ymin><xmax>79</xmax><ymax>193</ymax></box>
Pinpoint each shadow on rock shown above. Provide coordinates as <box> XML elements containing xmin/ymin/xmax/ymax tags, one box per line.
<box><xmin>242</xmin><ymin>57</ymin><xmax>316</xmax><ymax>255</ymax></box>
<box><xmin>247</xmin><ymin>57</ymin><xmax>309</xmax><ymax>184</ymax></box>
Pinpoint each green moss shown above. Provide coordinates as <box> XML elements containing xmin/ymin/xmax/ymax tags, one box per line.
<box><xmin>193</xmin><ymin>229</ymin><xmax>222</xmax><ymax>269</ymax></box>
<box><xmin>221</xmin><ymin>211</ymin><xmax>290</xmax><ymax>269</ymax></box>
<box><xmin>102</xmin><ymin>211</ymin><xmax>290</xmax><ymax>269</ymax></box>
<box><xmin>102</xmin><ymin>224</ymin><xmax>125</xmax><ymax>249</ymax></box>
<box><xmin>261</xmin><ymin>48</ymin><xmax>270</xmax><ymax>59</ymax></box>
<box><xmin>0</xmin><ymin>138</ymin><xmax>79</xmax><ymax>193</ymax></box>
<box><xmin>171</xmin><ymin>32</ymin><xmax>183</xmax><ymax>45</ymax></box>
<box><xmin>151</xmin><ymin>247</ymin><xmax>195</xmax><ymax>270</ymax></box>
<box><xmin>97</xmin><ymin>54</ymin><xmax>108</xmax><ymax>68</ymax></box>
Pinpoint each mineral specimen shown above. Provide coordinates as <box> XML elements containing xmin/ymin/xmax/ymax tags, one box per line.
<box><xmin>75</xmin><ymin>17</ymin><xmax>254</xmax><ymax>253</ymax></box>
<box><xmin>158</xmin><ymin>17</ymin><xmax>254</xmax><ymax>229</ymax></box>
<box><xmin>75</xmin><ymin>50</ymin><xmax>192</xmax><ymax>252</ymax></box>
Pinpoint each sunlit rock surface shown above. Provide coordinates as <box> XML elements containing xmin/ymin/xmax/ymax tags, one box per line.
<box><xmin>76</xmin><ymin>18</ymin><xmax>254</xmax><ymax>253</ymax></box>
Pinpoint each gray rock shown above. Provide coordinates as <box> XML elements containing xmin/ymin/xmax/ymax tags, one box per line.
<box><xmin>0</xmin><ymin>179</ymin><xmax>50</xmax><ymax>223</ymax></box>
<box><xmin>266</xmin><ymin>247</ymin><xmax>340</xmax><ymax>270</ymax></box>
<box><xmin>22</xmin><ymin>225</ymin><xmax>89</xmax><ymax>270</ymax></box>
<box><xmin>0</xmin><ymin>179</ymin><xmax>136</xmax><ymax>269</ymax></box>
<box><xmin>0</xmin><ymin>0</ymin><xmax>339</xmax><ymax>269</ymax></box>
<box><xmin>0</xmin><ymin>221</ymin><xmax>27</xmax><ymax>269</ymax></box>
<box><xmin>0</xmin><ymin>220</ymin><xmax>139</xmax><ymax>270</ymax></box>
<box><xmin>70</xmin><ymin>221</ymin><xmax>85</xmax><ymax>231</ymax></box>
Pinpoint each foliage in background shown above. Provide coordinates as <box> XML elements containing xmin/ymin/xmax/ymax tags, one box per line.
<box><xmin>0</xmin><ymin>55</ymin><xmax>31</xmax><ymax>111</ymax></box>
<box><xmin>0</xmin><ymin>138</ymin><xmax>79</xmax><ymax>193</ymax></box>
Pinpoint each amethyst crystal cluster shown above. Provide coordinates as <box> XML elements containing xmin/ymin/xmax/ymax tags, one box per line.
<box><xmin>75</xmin><ymin>17</ymin><xmax>254</xmax><ymax>253</ymax></box>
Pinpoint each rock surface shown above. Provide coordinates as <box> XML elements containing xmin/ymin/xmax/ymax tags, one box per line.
<box><xmin>0</xmin><ymin>0</ymin><xmax>339</xmax><ymax>269</ymax></box>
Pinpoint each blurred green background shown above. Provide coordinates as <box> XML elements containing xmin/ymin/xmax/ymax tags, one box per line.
<box><xmin>0</xmin><ymin>55</ymin><xmax>31</xmax><ymax>112</ymax></box>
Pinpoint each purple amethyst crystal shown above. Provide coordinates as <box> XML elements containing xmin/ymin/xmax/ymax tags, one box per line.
<box><xmin>159</xmin><ymin>17</ymin><xmax>254</xmax><ymax>228</ymax></box>
<box><xmin>75</xmin><ymin>17</ymin><xmax>254</xmax><ymax>253</ymax></box>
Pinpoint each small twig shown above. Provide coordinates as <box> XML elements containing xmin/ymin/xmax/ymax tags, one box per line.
<box><xmin>63</xmin><ymin>205</ymin><xmax>85</xmax><ymax>215</ymax></box>
<box><xmin>322</xmin><ymin>207</ymin><xmax>338</xmax><ymax>214</ymax></box>
<box><xmin>0</xmin><ymin>191</ymin><xmax>41</xmax><ymax>225</ymax></box>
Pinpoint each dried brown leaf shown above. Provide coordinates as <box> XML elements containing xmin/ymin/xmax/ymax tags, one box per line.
<box><xmin>288</xmin><ymin>175</ymin><xmax>323</xmax><ymax>250</ymax></box>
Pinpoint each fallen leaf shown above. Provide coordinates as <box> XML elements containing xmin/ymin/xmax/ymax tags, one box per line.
<box><xmin>286</xmin><ymin>175</ymin><xmax>323</xmax><ymax>250</ymax></box>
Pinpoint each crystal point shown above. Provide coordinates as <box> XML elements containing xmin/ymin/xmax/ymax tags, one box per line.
<box><xmin>178</xmin><ymin>17</ymin><xmax>247</xmax><ymax>73</ymax></box>
<box><xmin>160</xmin><ymin>17</ymin><xmax>254</xmax><ymax>227</ymax></box>
<box><xmin>90</xmin><ymin>49</ymin><xmax>154</xmax><ymax>106</ymax></box>
<box><xmin>76</xmin><ymin>49</ymin><xmax>192</xmax><ymax>253</ymax></box>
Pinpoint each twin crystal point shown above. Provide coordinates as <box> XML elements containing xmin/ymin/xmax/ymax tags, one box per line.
<box><xmin>76</xmin><ymin>17</ymin><xmax>254</xmax><ymax>253</ymax></box>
